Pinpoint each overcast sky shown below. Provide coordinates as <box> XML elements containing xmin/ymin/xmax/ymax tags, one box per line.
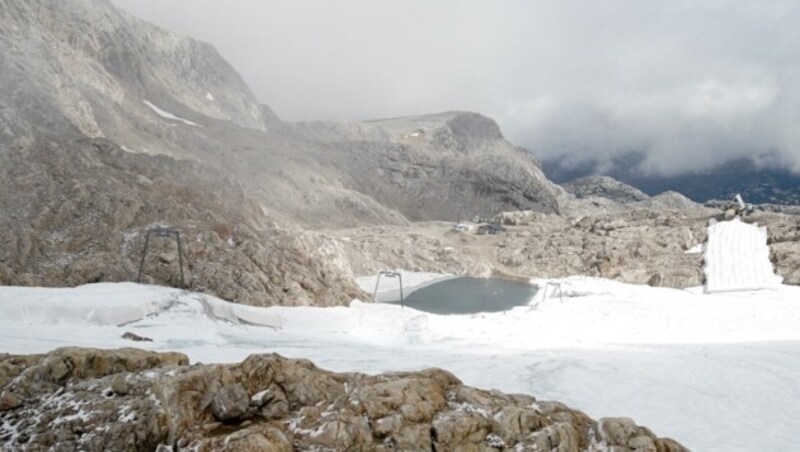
<box><xmin>112</xmin><ymin>0</ymin><xmax>800</xmax><ymax>176</ymax></box>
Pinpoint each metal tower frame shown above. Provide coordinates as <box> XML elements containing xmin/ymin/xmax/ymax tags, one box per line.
<box><xmin>136</xmin><ymin>227</ymin><xmax>186</xmax><ymax>289</ymax></box>
<box><xmin>373</xmin><ymin>271</ymin><xmax>404</xmax><ymax>307</ymax></box>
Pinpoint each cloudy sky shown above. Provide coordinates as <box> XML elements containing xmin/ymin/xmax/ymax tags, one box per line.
<box><xmin>112</xmin><ymin>1</ymin><xmax>800</xmax><ymax>176</ymax></box>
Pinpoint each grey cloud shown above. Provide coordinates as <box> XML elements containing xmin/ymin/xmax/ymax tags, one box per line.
<box><xmin>111</xmin><ymin>0</ymin><xmax>800</xmax><ymax>175</ymax></box>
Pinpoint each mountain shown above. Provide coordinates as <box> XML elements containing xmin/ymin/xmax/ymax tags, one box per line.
<box><xmin>295</xmin><ymin>112</ymin><xmax>560</xmax><ymax>222</ymax></box>
<box><xmin>544</xmin><ymin>153</ymin><xmax>800</xmax><ymax>206</ymax></box>
<box><xmin>0</xmin><ymin>0</ymin><xmax>561</xmax><ymax>305</ymax></box>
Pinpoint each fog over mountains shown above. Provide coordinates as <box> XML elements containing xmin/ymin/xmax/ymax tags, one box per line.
<box><xmin>113</xmin><ymin>0</ymin><xmax>800</xmax><ymax>179</ymax></box>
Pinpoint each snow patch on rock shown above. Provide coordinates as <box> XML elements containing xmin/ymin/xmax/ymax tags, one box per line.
<box><xmin>143</xmin><ymin>100</ymin><xmax>201</xmax><ymax>127</ymax></box>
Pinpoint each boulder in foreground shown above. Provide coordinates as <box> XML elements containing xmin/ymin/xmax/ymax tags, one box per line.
<box><xmin>0</xmin><ymin>347</ymin><xmax>687</xmax><ymax>451</ymax></box>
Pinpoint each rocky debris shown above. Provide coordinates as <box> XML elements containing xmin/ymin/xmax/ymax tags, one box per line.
<box><xmin>328</xmin><ymin>211</ymin><xmax>709</xmax><ymax>288</ymax></box>
<box><xmin>330</xmin><ymin>208</ymin><xmax>800</xmax><ymax>289</ymax></box>
<box><xmin>0</xmin><ymin>347</ymin><xmax>687</xmax><ymax>451</ymax></box>
<box><xmin>750</xmin><ymin>212</ymin><xmax>800</xmax><ymax>285</ymax></box>
<box><xmin>707</xmin><ymin>199</ymin><xmax>800</xmax><ymax>216</ymax></box>
<box><xmin>492</xmin><ymin>210</ymin><xmax>710</xmax><ymax>288</ymax></box>
<box><xmin>325</xmin><ymin>223</ymin><xmax>492</xmax><ymax>279</ymax></box>
<box><xmin>121</xmin><ymin>331</ymin><xmax>153</xmax><ymax>342</ymax></box>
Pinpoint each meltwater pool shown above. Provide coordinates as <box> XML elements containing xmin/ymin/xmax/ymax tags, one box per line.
<box><xmin>381</xmin><ymin>276</ymin><xmax>539</xmax><ymax>315</ymax></box>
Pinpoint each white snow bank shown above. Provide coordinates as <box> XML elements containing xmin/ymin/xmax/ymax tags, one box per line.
<box><xmin>704</xmin><ymin>218</ymin><xmax>782</xmax><ymax>292</ymax></box>
<box><xmin>0</xmin><ymin>283</ymin><xmax>280</xmax><ymax>328</ymax></box>
<box><xmin>2</xmin><ymin>279</ymin><xmax>800</xmax><ymax>451</ymax></box>
<box><xmin>143</xmin><ymin>100</ymin><xmax>201</xmax><ymax>127</ymax></box>
<box><xmin>4</xmin><ymin>278</ymin><xmax>800</xmax><ymax>350</ymax></box>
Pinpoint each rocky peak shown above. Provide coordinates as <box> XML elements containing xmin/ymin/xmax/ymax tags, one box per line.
<box><xmin>365</xmin><ymin>111</ymin><xmax>506</xmax><ymax>154</ymax></box>
<box><xmin>442</xmin><ymin>111</ymin><xmax>504</xmax><ymax>142</ymax></box>
<box><xmin>563</xmin><ymin>175</ymin><xmax>650</xmax><ymax>203</ymax></box>
<box><xmin>0</xmin><ymin>0</ymin><xmax>267</xmax><ymax>141</ymax></box>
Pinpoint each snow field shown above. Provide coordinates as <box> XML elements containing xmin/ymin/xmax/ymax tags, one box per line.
<box><xmin>2</xmin><ymin>275</ymin><xmax>800</xmax><ymax>451</ymax></box>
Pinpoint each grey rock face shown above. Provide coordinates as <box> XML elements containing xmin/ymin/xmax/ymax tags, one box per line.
<box><xmin>0</xmin><ymin>347</ymin><xmax>688</xmax><ymax>451</ymax></box>
<box><xmin>211</xmin><ymin>384</ymin><xmax>250</xmax><ymax>422</ymax></box>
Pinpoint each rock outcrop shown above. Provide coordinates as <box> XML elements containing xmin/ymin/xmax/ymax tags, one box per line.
<box><xmin>491</xmin><ymin>210</ymin><xmax>710</xmax><ymax>287</ymax></box>
<box><xmin>563</xmin><ymin>175</ymin><xmax>649</xmax><ymax>203</ymax></box>
<box><xmin>0</xmin><ymin>347</ymin><xmax>687</xmax><ymax>451</ymax></box>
